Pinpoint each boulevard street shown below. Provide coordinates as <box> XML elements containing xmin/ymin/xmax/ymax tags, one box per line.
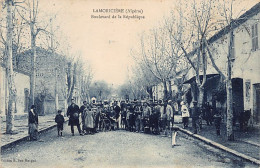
<box><xmin>1</xmin><ymin>126</ymin><xmax>256</xmax><ymax>168</ymax></box>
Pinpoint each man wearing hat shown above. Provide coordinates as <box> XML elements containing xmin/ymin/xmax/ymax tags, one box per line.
<box><xmin>181</xmin><ymin>101</ymin><xmax>190</xmax><ymax>128</ymax></box>
<box><xmin>134</xmin><ymin>100</ymin><xmax>143</xmax><ymax>133</ymax></box>
<box><xmin>67</xmin><ymin>98</ymin><xmax>83</xmax><ymax>136</ymax></box>
<box><xmin>128</xmin><ymin>102</ymin><xmax>135</xmax><ymax>132</ymax></box>
<box><xmin>167</xmin><ymin>100</ymin><xmax>175</xmax><ymax>128</ymax></box>
<box><xmin>153</xmin><ymin>100</ymin><xmax>162</xmax><ymax>134</ymax></box>
<box><xmin>142</xmin><ymin>102</ymin><xmax>151</xmax><ymax>133</ymax></box>
<box><xmin>113</xmin><ymin>101</ymin><xmax>121</xmax><ymax>130</ymax></box>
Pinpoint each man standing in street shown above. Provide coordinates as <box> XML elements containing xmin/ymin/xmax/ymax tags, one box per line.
<box><xmin>113</xmin><ymin>101</ymin><xmax>121</xmax><ymax>130</ymax></box>
<box><xmin>168</xmin><ymin>100</ymin><xmax>175</xmax><ymax>128</ymax></box>
<box><xmin>181</xmin><ymin>101</ymin><xmax>190</xmax><ymax>129</ymax></box>
<box><xmin>160</xmin><ymin>101</ymin><xmax>172</xmax><ymax>136</ymax></box>
<box><xmin>120</xmin><ymin>100</ymin><xmax>127</xmax><ymax>130</ymax></box>
<box><xmin>166</xmin><ymin>100</ymin><xmax>173</xmax><ymax>136</ymax></box>
<box><xmin>134</xmin><ymin>100</ymin><xmax>143</xmax><ymax>133</ymax></box>
<box><xmin>128</xmin><ymin>102</ymin><xmax>135</xmax><ymax>132</ymax></box>
<box><xmin>80</xmin><ymin>101</ymin><xmax>88</xmax><ymax>134</ymax></box>
<box><xmin>154</xmin><ymin>100</ymin><xmax>162</xmax><ymax>134</ymax></box>
<box><xmin>142</xmin><ymin>102</ymin><xmax>151</xmax><ymax>133</ymax></box>
<box><xmin>67</xmin><ymin>98</ymin><xmax>83</xmax><ymax>136</ymax></box>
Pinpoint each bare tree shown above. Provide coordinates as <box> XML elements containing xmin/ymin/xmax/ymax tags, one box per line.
<box><xmin>137</xmin><ymin>24</ymin><xmax>183</xmax><ymax>101</ymax></box>
<box><xmin>132</xmin><ymin>62</ymin><xmax>158</xmax><ymax>99</ymax></box>
<box><xmin>0</xmin><ymin>0</ymin><xmax>31</xmax><ymax>133</ymax></box>
<box><xmin>79</xmin><ymin>60</ymin><xmax>93</xmax><ymax>103</ymax></box>
<box><xmin>89</xmin><ymin>81</ymin><xmax>112</xmax><ymax>101</ymax></box>
<box><xmin>170</xmin><ymin>0</ymin><xmax>220</xmax><ymax>107</ymax></box>
<box><xmin>16</xmin><ymin>0</ymin><xmax>50</xmax><ymax>106</ymax></box>
<box><xmin>118</xmin><ymin>83</ymin><xmax>131</xmax><ymax>100</ymax></box>
<box><xmin>4</xmin><ymin>0</ymin><xmax>17</xmax><ymax>134</ymax></box>
<box><xmin>204</xmin><ymin>0</ymin><xmax>252</xmax><ymax>141</ymax></box>
<box><xmin>176</xmin><ymin>0</ymin><xmax>252</xmax><ymax>140</ymax></box>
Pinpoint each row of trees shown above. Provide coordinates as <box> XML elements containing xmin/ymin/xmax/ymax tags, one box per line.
<box><xmin>0</xmin><ymin>0</ymin><xmax>93</xmax><ymax>134</ymax></box>
<box><xmin>89</xmin><ymin>80</ymin><xmax>112</xmax><ymax>102</ymax></box>
<box><xmin>126</xmin><ymin>0</ymin><xmax>250</xmax><ymax>141</ymax></box>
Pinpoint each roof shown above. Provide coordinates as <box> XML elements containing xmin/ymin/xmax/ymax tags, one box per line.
<box><xmin>186</xmin><ymin>2</ymin><xmax>260</xmax><ymax>58</ymax></box>
<box><xmin>183</xmin><ymin>74</ymin><xmax>220</xmax><ymax>84</ymax></box>
<box><xmin>208</xmin><ymin>2</ymin><xmax>260</xmax><ymax>44</ymax></box>
<box><xmin>182</xmin><ymin>2</ymin><xmax>260</xmax><ymax>83</ymax></box>
<box><xmin>15</xmin><ymin>47</ymin><xmax>67</xmax><ymax>73</ymax></box>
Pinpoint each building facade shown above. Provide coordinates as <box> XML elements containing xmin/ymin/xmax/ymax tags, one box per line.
<box><xmin>0</xmin><ymin>65</ymin><xmax>30</xmax><ymax>119</ymax></box>
<box><xmin>17</xmin><ymin>47</ymin><xmax>81</xmax><ymax>115</ymax></box>
<box><xmin>184</xmin><ymin>3</ymin><xmax>260</xmax><ymax>125</ymax></box>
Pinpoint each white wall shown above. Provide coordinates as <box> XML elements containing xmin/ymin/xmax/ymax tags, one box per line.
<box><xmin>0</xmin><ymin>66</ymin><xmax>30</xmax><ymax>116</ymax></box>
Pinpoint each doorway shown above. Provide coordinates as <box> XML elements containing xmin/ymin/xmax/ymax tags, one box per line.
<box><xmin>253</xmin><ymin>83</ymin><xmax>260</xmax><ymax>124</ymax></box>
<box><xmin>232</xmin><ymin>78</ymin><xmax>244</xmax><ymax>123</ymax></box>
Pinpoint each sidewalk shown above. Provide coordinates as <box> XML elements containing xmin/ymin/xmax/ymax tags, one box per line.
<box><xmin>1</xmin><ymin>114</ymin><xmax>68</xmax><ymax>150</ymax></box>
<box><xmin>173</xmin><ymin>115</ymin><xmax>260</xmax><ymax>164</ymax></box>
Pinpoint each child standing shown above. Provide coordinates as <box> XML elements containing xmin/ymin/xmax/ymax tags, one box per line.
<box><xmin>55</xmin><ymin>110</ymin><xmax>65</xmax><ymax>137</ymax></box>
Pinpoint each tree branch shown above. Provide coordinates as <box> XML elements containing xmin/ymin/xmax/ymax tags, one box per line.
<box><xmin>205</xmin><ymin>40</ymin><xmax>226</xmax><ymax>80</ymax></box>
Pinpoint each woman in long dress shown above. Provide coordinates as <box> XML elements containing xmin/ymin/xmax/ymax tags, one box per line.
<box><xmin>84</xmin><ymin>106</ymin><xmax>95</xmax><ymax>134</ymax></box>
<box><xmin>28</xmin><ymin>105</ymin><xmax>39</xmax><ymax>140</ymax></box>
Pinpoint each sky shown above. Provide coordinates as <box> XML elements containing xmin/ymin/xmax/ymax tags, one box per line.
<box><xmin>38</xmin><ymin>0</ymin><xmax>259</xmax><ymax>86</ymax></box>
<box><xmin>37</xmin><ymin>0</ymin><xmax>179</xmax><ymax>86</ymax></box>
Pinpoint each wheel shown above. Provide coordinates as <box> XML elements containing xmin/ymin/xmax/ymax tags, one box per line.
<box><xmin>100</xmin><ymin>120</ymin><xmax>106</xmax><ymax>132</ymax></box>
<box><xmin>106</xmin><ymin>119</ymin><xmax>112</xmax><ymax>131</ymax></box>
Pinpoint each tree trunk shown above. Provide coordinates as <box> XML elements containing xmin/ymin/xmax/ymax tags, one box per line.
<box><xmin>6</xmin><ymin>0</ymin><xmax>16</xmax><ymax>134</ymax></box>
<box><xmin>55</xmin><ymin>68</ymin><xmax>59</xmax><ymax>111</ymax></box>
<box><xmin>86</xmin><ymin>91</ymin><xmax>90</xmax><ymax>103</ymax></box>
<box><xmin>67</xmin><ymin>62</ymin><xmax>73</xmax><ymax>104</ymax></box>
<box><xmin>198</xmin><ymin>86</ymin><xmax>204</xmax><ymax>107</ymax></box>
<box><xmin>168</xmin><ymin>80</ymin><xmax>172</xmax><ymax>100</ymax></box>
<box><xmin>191</xmin><ymin>81</ymin><xmax>198</xmax><ymax>103</ymax></box>
<box><xmin>199</xmin><ymin>42</ymin><xmax>207</xmax><ymax>107</ymax></box>
<box><xmin>30</xmin><ymin>30</ymin><xmax>36</xmax><ymax>107</ymax></box>
<box><xmin>163</xmin><ymin>80</ymin><xmax>168</xmax><ymax>101</ymax></box>
<box><xmin>226</xmin><ymin>26</ymin><xmax>234</xmax><ymax>141</ymax></box>
<box><xmin>68</xmin><ymin>63</ymin><xmax>76</xmax><ymax>103</ymax></box>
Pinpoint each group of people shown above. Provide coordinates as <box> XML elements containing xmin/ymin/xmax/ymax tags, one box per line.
<box><xmin>65</xmin><ymin>98</ymin><xmax>101</xmax><ymax>136</ymax></box>
<box><xmin>58</xmin><ymin>98</ymin><xmax>122</xmax><ymax>136</ymax></box>
<box><xmin>180</xmin><ymin>101</ymin><xmax>222</xmax><ymax>135</ymax></box>
<box><xmin>119</xmin><ymin>99</ymin><xmax>176</xmax><ymax>136</ymax></box>
<box><xmin>28</xmin><ymin>98</ymin><xmax>222</xmax><ymax>140</ymax></box>
<box><xmin>54</xmin><ymin>98</ymin><xmax>177</xmax><ymax>137</ymax></box>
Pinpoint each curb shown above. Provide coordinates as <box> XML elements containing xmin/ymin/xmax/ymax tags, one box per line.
<box><xmin>176</xmin><ymin>126</ymin><xmax>260</xmax><ymax>166</ymax></box>
<box><xmin>1</xmin><ymin>120</ymin><xmax>68</xmax><ymax>151</ymax></box>
<box><xmin>240</xmin><ymin>140</ymin><xmax>260</xmax><ymax>148</ymax></box>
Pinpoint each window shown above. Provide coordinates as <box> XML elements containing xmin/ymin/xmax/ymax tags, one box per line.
<box><xmin>245</xmin><ymin>80</ymin><xmax>251</xmax><ymax>103</ymax></box>
<box><xmin>252</xmin><ymin>23</ymin><xmax>258</xmax><ymax>51</ymax></box>
<box><xmin>230</xmin><ymin>35</ymin><xmax>235</xmax><ymax>60</ymax></box>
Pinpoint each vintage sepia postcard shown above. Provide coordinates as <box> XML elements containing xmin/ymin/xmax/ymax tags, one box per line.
<box><xmin>0</xmin><ymin>0</ymin><xmax>260</xmax><ymax>167</ymax></box>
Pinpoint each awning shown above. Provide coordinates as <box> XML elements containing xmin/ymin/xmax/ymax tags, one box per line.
<box><xmin>183</xmin><ymin>74</ymin><xmax>220</xmax><ymax>84</ymax></box>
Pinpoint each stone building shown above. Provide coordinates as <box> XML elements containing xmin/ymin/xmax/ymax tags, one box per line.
<box><xmin>17</xmin><ymin>47</ymin><xmax>81</xmax><ymax>115</ymax></box>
